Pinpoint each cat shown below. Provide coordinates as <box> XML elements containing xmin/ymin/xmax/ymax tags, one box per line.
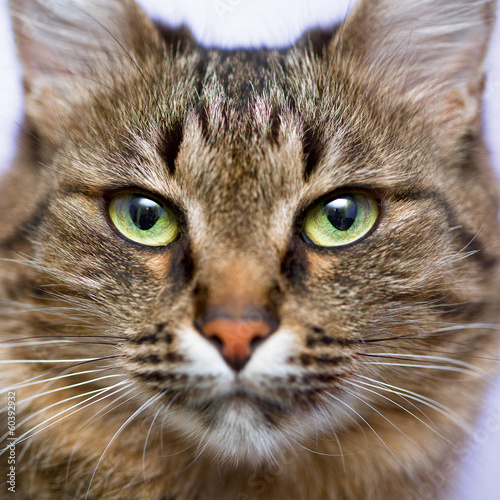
<box><xmin>1</xmin><ymin>0</ymin><xmax>500</xmax><ymax>498</ymax></box>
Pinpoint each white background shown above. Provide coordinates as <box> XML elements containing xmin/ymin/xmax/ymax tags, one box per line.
<box><xmin>0</xmin><ymin>1</ymin><xmax>499</xmax><ymax>498</ymax></box>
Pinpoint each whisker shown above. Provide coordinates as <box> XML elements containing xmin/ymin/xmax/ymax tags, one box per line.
<box><xmin>142</xmin><ymin>408</ymin><xmax>162</xmax><ymax>479</ymax></box>
<box><xmin>0</xmin><ymin>343</ymin><xmax>120</xmax><ymax>357</ymax></box>
<box><xmin>0</xmin><ymin>334</ymin><xmax>126</xmax><ymax>346</ymax></box>
<box><xmin>346</xmin><ymin>379</ymin><xmax>450</xmax><ymax>443</ymax></box>
<box><xmin>358</xmin><ymin>352</ymin><xmax>489</xmax><ymax>373</ymax></box>
<box><xmin>350</xmin><ymin>376</ymin><xmax>433</xmax><ymax>424</ymax></box>
<box><xmin>361</xmin><ymin>343</ymin><xmax>499</xmax><ymax>362</ymax></box>
<box><xmin>0</xmin><ymin>367</ymin><xmax>115</xmax><ymax>397</ymax></box>
<box><xmin>0</xmin><ymin>340</ymin><xmax>75</xmax><ymax>347</ymax></box>
<box><xmin>142</xmin><ymin>393</ymin><xmax>179</xmax><ymax>478</ymax></box>
<box><xmin>322</xmin><ymin>390</ymin><xmax>403</xmax><ymax>467</ymax></box>
<box><xmin>363</xmin><ymin>322</ymin><xmax>500</xmax><ymax>344</ymax></box>
<box><xmin>0</xmin><ymin>357</ymin><xmax>109</xmax><ymax>364</ymax></box>
<box><xmin>8</xmin><ymin>383</ymin><xmax>130</xmax><ymax>445</ymax></box>
<box><xmin>0</xmin><ymin>357</ymin><xmax>122</xmax><ymax>398</ymax></box>
<box><xmin>359</xmin><ymin>360</ymin><xmax>483</xmax><ymax>378</ymax></box>
<box><xmin>315</xmin><ymin>404</ymin><xmax>347</xmax><ymax>464</ymax></box>
<box><xmin>289</xmin><ymin>437</ymin><xmax>346</xmax><ymax>458</ymax></box>
<box><xmin>85</xmin><ymin>392</ymin><xmax>164</xmax><ymax>499</ymax></box>
<box><xmin>356</xmin><ymin>375</ymin><xmax>469</xmax><ymax>431</ymax></box>
<box><xmin>0</xmin><ymin>381</ymin><xmax>131</xmax><ymax>451</ymax></box>
<box><xmin>182</xmin><ymin>426</ymin><xmax>213</xmax><ymax>472</ymax></box>
<box><xmin>79</xmin><ymin>388</ymin><xmax>144</xmax><ymax>432</ymax></box>
<box><xmin>7</xmin><ymin>373</ymin><xmax>125</xmax><ymax>407</ymax></box>
<box><xmin>341</xmin><ymin>387</ymin><xmax>423</xmax><ymax>451</ymax></box>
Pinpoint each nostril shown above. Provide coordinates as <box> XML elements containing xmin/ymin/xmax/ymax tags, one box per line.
<box><xmin>206</xmin><ymin>333</ymin><xmax>224</xmax><ymax>354</ymax></box>
<box><xmin>249</xmin><ymin>335</ymin><xmax>266</xmax><ymax>352</ymax></box>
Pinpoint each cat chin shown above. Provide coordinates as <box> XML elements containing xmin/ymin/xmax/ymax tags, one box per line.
<box><xmin>162</xmin><ymin>397</ymin><xmax>315</xmax><ymax>466</ymax></box>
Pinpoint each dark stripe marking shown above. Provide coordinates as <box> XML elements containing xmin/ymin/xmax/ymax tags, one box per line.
<box><xmin>302</xmin><ymin>123</ymin><xmax>324</xmax><ymax>181</ymax></box>
<box><xmin>158</xmin><ymin>120</ymin><xmax>185</xmax><ymax>175</ymax></box>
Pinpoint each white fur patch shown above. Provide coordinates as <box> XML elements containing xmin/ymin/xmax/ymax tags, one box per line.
<box><xmin>177</xmin><ymin>324</ymin><xmax>234</xmax><ymax>380</ymax></box>
<box><xmin>243</xmin><ymin>327</ymin><xmax>299</xmax><ymax>378</ymax></box>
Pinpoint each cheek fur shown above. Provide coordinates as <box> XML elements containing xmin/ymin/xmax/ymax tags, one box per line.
<box><xmin>144</xmin><ymin>253</ymin><xmax>173</xmax><ymax>280</ymax></box>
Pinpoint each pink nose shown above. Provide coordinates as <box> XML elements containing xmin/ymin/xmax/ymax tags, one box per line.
<box><xmin>200</xmin><ymin>318</ymin><xmax>272</xmax><ymax>371</ymax></box>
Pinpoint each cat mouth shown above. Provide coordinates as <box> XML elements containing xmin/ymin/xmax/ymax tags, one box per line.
<box><xmin>189</xmin><ymin>386</ymin><xmax>292</xmax><ymax>414</ymax></box>
<box><xmin>141</xmin><ymin>364</ymin><xmax>337</xmax><ymax>418</ymax></box>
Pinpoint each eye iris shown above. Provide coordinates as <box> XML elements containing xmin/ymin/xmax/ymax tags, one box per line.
<box><xmin>129</xmin><ymin>196</ymin><xmax>164</xmax><ymax>231</ymax></box>
<box><xmin>302</xmin><ymin>192</ymin><xmax>378</xmax><ymax>247</ymax></box>
<box><xmin>108</xmin><ymin>192</ymin><xmax>179</xmax><ymax>246</ymax></box>
<box><xmin>324</xmin><ymin>196</ymin><xmax>357</xmax><ymax>231</ymax></box>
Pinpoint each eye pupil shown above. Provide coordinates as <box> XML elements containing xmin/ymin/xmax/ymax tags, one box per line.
<box><xmin>129</xmin><ymin>196</ymin><xmax>163</xmax><ymax>231</ymax></box>
<box><xmin>324</xmin><ymin>196</ymin><xmax>357</xmax><ymax>231</ymax></box>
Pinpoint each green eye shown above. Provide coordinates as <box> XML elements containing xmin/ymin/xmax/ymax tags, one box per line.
<box><xmin>108</xmin><ymin>193</ymin><xmax>179</xmax><ymax>246</ymax></box>
<box><xmin>302</xmin><ymin>192</ymin><xmax>378</xmax><ymax>247</ymax></box>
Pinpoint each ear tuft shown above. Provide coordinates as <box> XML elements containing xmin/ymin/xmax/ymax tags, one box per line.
<box><xmin>8</xmin><ymin>0</ymin><xmax>160</xmax><ymax>138</ymax></box>
<box><xmin>335</xmin><ymin>0</ymin><xmax>497</xmax><ymax>127</ymax></box>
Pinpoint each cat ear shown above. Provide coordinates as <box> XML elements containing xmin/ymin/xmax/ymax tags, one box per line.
<box><xmin>335</xmin><ymin>0</ymin><xmax>496</xmax><ymax>128</ymax></box>
<box><xmin>8</xmin><ymin>0</ymin><xmax>161</xmax><ymax>139</ymax></box>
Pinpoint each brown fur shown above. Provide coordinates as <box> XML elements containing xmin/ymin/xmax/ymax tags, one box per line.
<box><xmin>1</xmin><ymin>0</ymin><xmax>500</xmax><ymax>498</ymax></box>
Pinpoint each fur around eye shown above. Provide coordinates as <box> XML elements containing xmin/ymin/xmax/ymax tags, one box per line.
<box><xmin>108</xmin><ymin>193</ymin><xmax>179</xmax><ymax>246</ymax></box>
<box><xmin>302</xmin><ymin>193</ymin><xmax>378</xmax><ymax>247</ymax></box>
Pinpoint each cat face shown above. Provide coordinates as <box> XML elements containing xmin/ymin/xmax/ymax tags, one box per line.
<box><xmin>3</xmin><ymin>0</ymin><xmax>500</xmax><ymax>488</ymax></box>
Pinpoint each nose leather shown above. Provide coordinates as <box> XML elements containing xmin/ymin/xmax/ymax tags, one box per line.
<box><xmin>200</xmin><ymin>318</ymin><xmax>272</xmax><ymax>371</ymax></box>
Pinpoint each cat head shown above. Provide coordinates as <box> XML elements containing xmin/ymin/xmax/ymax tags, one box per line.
<box><xmin>7</xmin><ymin>0</ymin><xmax>500</xmax><ymax>464</ymax></box>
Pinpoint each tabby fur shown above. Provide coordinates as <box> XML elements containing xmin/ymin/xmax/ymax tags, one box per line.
<box><xmin>1</xmin><ymin>0</ymin><xmax>499</xmax><ymax>498</ymax></box>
